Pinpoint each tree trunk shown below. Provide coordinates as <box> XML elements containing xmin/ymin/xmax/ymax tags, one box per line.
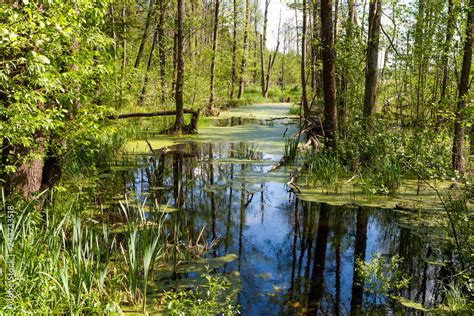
<box><xmin>295</xmin><ymin>7</ymin><xmax>300</xmax><ymax>56</ymax></box>
<box><xmin>174</xmin><ymin>0</ymin><xmax>185</xmax><ymax>133</ymax></box>
<box><xmin>350</xmin><ymin>207</ymin><xmax>369</xmax><ymax>314</ymax></box>
<box><xmin>471</xmin><ymin>124</ymin><xmax>474</xmax><ymax>157</ymax></box>
<box><xmin>363</xmin><ymin>0</ymin><xmax>382</xmax><ymax>129</ymax></box>
<box><xmin>339</xmin><ymin>0</ymin><xmax>357</xmax><ymax>131</ymax></box>
<box><xmin>414</xmin><ymin>0</ymin><xmax>426</xmax><ymax>125</ymax></box>
<box><xmin>320</xmin><ymin>0</ymin><xmax>338</xmax><ymax>146</ymax></box>
<box><xmin>138</xmin><ymin>23</ymin><xmax>159</xmax><ymax>106</ymax></box>
<box><xmin>452</xmin><ymin>0</ymin><xmax>472</xmax><ymax>172</ymax></box>
<box><xmin>134</xmin><ymin>0</ymin><xmax>155</xmax><ymax>69</ymax></box>
<box><xmin>301</xmin><ymin>0</ymin><xmax>309</xmax><ymax>115</ymax></box>
<box><xmin>334</xmin><ymin>0</ymin><xmax>339</xmax><ymax>42</ymax></box>
<box><xmin>439</xmin><ymin>0</ymin><xmax>455</xmax><ymax>108</ymax></box>
<box><xmin>260</xmin><ymin>34</ymin><xmax>266</xmax><ymax>96</ymax></box>
<box><xmin>110</xmin><ymin>4</ymin><xmax>119</xmax><ymax>105</ymax></box>
<box><xmin>230</xmin><ymin>0</ymin><xmax>238</xmax><ymax>98</ymax></box>
<box><xmin>120</xmin><ymin>2</ymin><xmax>127</xmax><ymax>106</ymax></box>
<box><xmin>158</xmin><ymin>0</ymin><xmax>166</xmax><ymax>103</ymax></box>
<box><xmin>252</xmin><ymin>6</ymin><xmax>259</xmax><ymax>85</ymax></box>
<box><xmin>238</xmin><ymin>0</ymin><xmax>250</xmax><ymax>99</ymax></box>
<box><xmin>311</xmin><ymin>0</ymin><xmax>320</xmax><ymax>94</ymax></box>
<box><xmin>260</xmin><ymin>0</ymin><xmax>270</xmax><ymax>96</ymax></box>
<box><xmin>8</xmin><ymin>103</ymin><xmax>46</xmax><ymax>199</ymax></box>
<box><xmin>264</xmin><ymin>29</ymin><xmax>280</xmax><ymax>97</ymax></box>
<box><xmin>208</xmin><ymin>0</ymin><xmax>220</xmax><ymax>114</ymax></box>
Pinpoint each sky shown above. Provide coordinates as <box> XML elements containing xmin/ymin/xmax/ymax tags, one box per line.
<box><xmin>260</xmin><ymin>0</ymin><xmax>294</xmax><ymax>50</ymax></box>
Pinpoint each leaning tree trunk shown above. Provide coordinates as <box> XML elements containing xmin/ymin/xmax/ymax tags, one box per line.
<box><xmin>363</xmin><ymin>0</ymin><xmax>382</xmax><ymax>130</ymax></box>
<box><xmin>264</xmin><ymin>26</ymin><xmax>280</xmax><ymax>97</ymax></box>
<box><xmin>301</xmin><ymin>0</ymin><xmax>309</xmax><ymax>116</ymax></box>
<box><xmin>320</xmin><ymin>0</ymin><xmax>338</xmax><ymax>146</ymax></box>
<box><xmin>208</xmin><ymin>0</ymin><xmax>220</xmax><ymax>114</ymax></box>
<box><xmin>138</xmin><ymin>23</ymin><xmax>159</xmax><ymax>106</ymax></box>
<box><xmin>452</xmin><ymin>0</ymin><xmax>473</xmax><ymax>173</ymax></box>
<box><xmin>158</xmin><ymin>0</ymin><xmax>166</xmax><ymax>103</ymax></box>
<box><xmin>174</xmin><ymin>0</ymin><xmax>185</xmax><ymax>133</ymax></box>
<box><xmin>260</xmin><ymin>34</ymin><xmax>266</xmax><ymax>96</ymax></box>
<box><xmin>134</xmin><ymin>0</ymin><xmax>155</xmax><ymax>69</ymax></box>
<box><xmin>237</xmin><ymin>0</ymin><xmax>250</xmax><ymax>99</ymax></box>
<box><xmin>120</xmin><ymin>3</ymin><xmax>127</xmax><ymax>107</ymax></box>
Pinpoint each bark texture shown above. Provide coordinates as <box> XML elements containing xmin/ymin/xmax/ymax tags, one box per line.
<box><xmin>452</xmin><ymin>0</ymin><xmax>472</xmax><ymax>172</ymax></box>
<box><xmin>363</xmin><ymin>0</ymin><xmax>382</xmax><ymax>128</ymax></box>
<box><xmin>320</xmin><ymin>0</ymin><xmax>338</xmax><ymax>146</ymax></box>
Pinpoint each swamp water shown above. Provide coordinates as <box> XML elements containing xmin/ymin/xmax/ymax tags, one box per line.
<box><xmin>101</xmin><ymin>104</ymin><xmax>449</xmax><ymax>315</ymax></box>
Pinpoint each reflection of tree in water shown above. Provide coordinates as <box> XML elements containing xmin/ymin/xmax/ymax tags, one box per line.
<box><xmin>97</xmin><ymin>141</ymin><xmax>451</xmax><ymax>314</ymax></box>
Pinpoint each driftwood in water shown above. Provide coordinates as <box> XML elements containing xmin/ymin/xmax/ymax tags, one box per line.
<box><xmin>107</xmin><ymin>109</ymin><xmax>200</xmax><ymax>133</ymax></box>
<box><xmin>287</xmin><ymin>166</ymin><xmax>302</xmax><ymax>193</ymax></box>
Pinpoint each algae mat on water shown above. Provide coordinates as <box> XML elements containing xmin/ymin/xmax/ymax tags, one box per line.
<box><xmin>125</xmin><ymin>103</ymin><xmax>299</xmax><ymax>155</ymax></box>
<box><xmin>216</xmin><ymin>102</ymin><xmax>297</xmax><ymax>120</ymax></box>
<box><xmin>297</xmin><ymin>179</ymin><xmax>453</xmax><ymax>211</ymax></box>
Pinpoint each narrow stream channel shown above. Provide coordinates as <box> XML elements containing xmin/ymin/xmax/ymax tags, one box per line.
<box><xmin>101</xmin><ymin>104</ymin><xmax>446</xmax><ymax>314</ymax></box>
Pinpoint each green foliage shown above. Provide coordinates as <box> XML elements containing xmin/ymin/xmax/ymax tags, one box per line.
<box><xmin>356</xmin><ymin>252</ymin><xmax>410</xmax><ymax>304</ymax></box>
<box><xmin>1</xmin><ymin>0</ymin><xmax>112</xmax><ymax>175</ymax></box>
<box><xmin>0</xmin><ymin>196</ymin><xmax>123</xmax><ymax>314</ymax></box>
<box><xmin>284</xmin><ymin>136</ymin><xmax>299</xmax><ymax>163</ymax></box>
<box><xmin>235</xmin><ymin>143</ymin><xmax>262</xmax><ymax>160</ymax></box>
<box><xmin>304</xmin><ymin>119</ymin><xmax>454</xmax><ymax>195</ymax></box>
<box><xmin>305</xmin><ymin>151</ymin><xmax>343</xmax><ymax>192</ymax></box>
<box><xmin>160</xmin><ymin>270</ymin><xmax>239</xmax><ymax>316</ymax></box>
<box><xmin>441</xmin><ymin>281</ymin><xmax>474</xmax><ymax>313</ymax></box>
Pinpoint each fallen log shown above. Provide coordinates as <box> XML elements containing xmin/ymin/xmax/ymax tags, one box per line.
<box><xmin>106</xmin><ymin>109</ymin><xmax>199</xmax><ymax>120</ymax></box>
<box><xmin>106</xmin><ymin>109</ymin><xmax>200</xmax><ymax>133</ymax></box>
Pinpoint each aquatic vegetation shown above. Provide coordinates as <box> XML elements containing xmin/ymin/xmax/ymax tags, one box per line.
<box><xmin>0</xmin><ymin>195</ymin><xmax>123</xmax><ymax>314</ymax></box>
<box><xmin>355</xmin><ymin>253</ymin><xmax>410</xmax><ymax>305</ymax></box>
<box><xmin>235</xmin><ymin>143</ymin><xmax>262</xmax><ymax>160</ymax></box>
<box><xmin>284</xmin><ymin>136</ymin><xmax>299</xmax><ymax>163</ymax></box>
<box><xmin>303</xmin><ymin>120</ymin><xmax>454</xmax><ymax>196</ymax></box>
<box><xmin>160</xmin><ymin>270</ymin><xmax>240</xmax><ymax>315</ymax></box>
<box><xmin>304</xmin><ymin>151</ymin><xmax>343</xmax><ymax>192</ymax></box>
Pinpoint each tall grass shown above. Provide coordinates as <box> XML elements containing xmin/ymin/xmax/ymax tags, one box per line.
<box><xmin>0</xmin><ymin>194</ymin><xmax>122</xmax><ymax>314</ymax></box>
<box><xmin>303</xmin><ymin>119</ymin><xmax>454</xmax><ymax>195</ymax></box>
<box><xmin>0</xmin><ymin>191</ymin><xmax>168</xmax><ymax>314</ymax></box>
<box><xmin>305</xmin><ymin>152</ymin><xmax>343</xmax><ymax>192</ymax></box>
<box><xmin>284</xmin><ymin>137</ymin><xmax>299</xmax><ymax>163</ymax></box>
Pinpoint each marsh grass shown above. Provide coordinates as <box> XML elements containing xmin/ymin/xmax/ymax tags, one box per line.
<box><xmin>0</xmin><ymin>189</ymin><xmax>224</xmax><ymax>314</ymax></box>
<box><xmin>303</xmin><ymin>120</ymin><xmax>454</xmax><ymax>196</ymax></box>
<box><xmin>0</xmin><ymin>193</ymin><xmax>123</xmax><ymax>314</ymax></box>
<box><xmin>284</xmin><ymin>137</ymin><xmax>299</xmax><ymax>163</ymax></box>
<box><xmin>235</xmin><ymin>143</ymin><xmax>262</xmax><ymax>160</ymax></box>
<box><xmin>305</xmin><ymin>152</ymin><xmax>343</xmax><ymax>192</ymax></box>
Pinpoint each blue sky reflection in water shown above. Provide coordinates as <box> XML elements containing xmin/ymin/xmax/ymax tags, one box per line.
<box><xmin>113</xmin><ymin>125</ymin><xmax>443</xmax><ymax>315</ymax></box>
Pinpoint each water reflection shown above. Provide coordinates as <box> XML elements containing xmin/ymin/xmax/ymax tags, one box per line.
<box><xmin>101</xmin><ymin>141</ymin><xmax>446</xmax><ymax>315</ymax></box>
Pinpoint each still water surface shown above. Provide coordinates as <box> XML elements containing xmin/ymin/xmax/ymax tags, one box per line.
<box><xmin>104</xmin><ymin>113</ymin><xmax>445</xmax><ymax>315</ymax></box>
